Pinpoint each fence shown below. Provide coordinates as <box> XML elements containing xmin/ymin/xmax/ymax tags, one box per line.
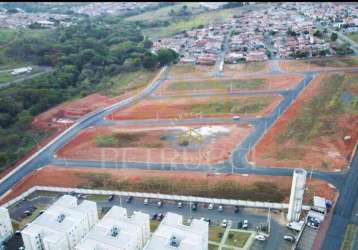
<box><xmin>1</xmin><ymin>185</ymin><xmax>311</xmax><ymax>211</ymax></box>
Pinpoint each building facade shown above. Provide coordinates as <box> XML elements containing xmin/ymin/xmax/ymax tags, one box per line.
<box><xmin>21</xmin><ymin>195</ymin><xmax>98</xmax><ymax>250</ymax></box>
<box><xmin>0</xmin><ymin>207</ymin><xmax>13</xmax><ymax>245</ymax></box>
<box><xmin>144</xmin><ymin>212</ymin><xmax>208</xmax><ymax>250</ymax></box>
<box><xmin>75</xmin><ymin>206</ymin><xmax>150</xmax><ymax>250</ymax></box>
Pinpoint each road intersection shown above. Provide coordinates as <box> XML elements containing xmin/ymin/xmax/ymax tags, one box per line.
<box><xmin>0</xmin><ymin>62</ymin><xmax>357</xmax><ymax>249</ymax></box>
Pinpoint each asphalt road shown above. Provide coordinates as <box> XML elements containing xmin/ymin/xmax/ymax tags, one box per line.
<box><xmin>0</xmin><ymin>60</ymin><xmax>358</xmax><ymax>250</ymax></box>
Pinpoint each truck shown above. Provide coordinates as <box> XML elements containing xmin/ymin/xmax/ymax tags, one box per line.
<box><xmin>287</xmin><ymin>220</ymin><xmax>304</xmax><ymax>232</ymax></box>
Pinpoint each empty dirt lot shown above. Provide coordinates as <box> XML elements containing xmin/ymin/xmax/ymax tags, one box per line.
<box><xmin>156</xmin><ymin>74</ymin><xmax>304</xmax><ymax>96</ymax></box>
<box><xmin>0</xmin><ymin>166</ymin><xmax>337</xmax><ymax>205</ymax></box>
<box><xmin>57</xmin><ymin>124</ymin><xmax>253</xmax><ymax>165</ymax></box>
<box><xmin>248</xmin><ymin>73</ymin><xmax>358</xmax><ymax>171</ymax></box>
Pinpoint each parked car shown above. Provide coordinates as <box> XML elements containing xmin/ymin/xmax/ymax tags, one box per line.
<box><xmin>144</xmin><ymin>198</ymin><xmax>149</xmax><ymax>205</ymax></box>
<box><xmin>204</xmin><ymin>218</ymin><xmax>211</xmax><ymax>224</ymax></box>
<box><xmin>255</xmin><ymin>234</ymin><xmax>266</xmax><ymax>241</ymax></box>
<box><xmin>108</xmin><ymin>195</ymin><xmax>115</xmax><ymax>201</ymax></box>
<box><xmin>238</xmin><ymin>221</ymin><xmax>243</xmax><ymax>229</ymax></box>
<box><xmin>157</xmin><ymin>200</ymin><xmax>162</xmax><ymax>207</ymax></box>
<box><xmin>283</xmin><ymin>235</ymin><xmax>296</xmax><ymax>242</ymax></box>
<box><xmin>308</xmin><ymin>217</ymin><xmax>320</xmax><ymax>224</ymax></box>
<box><xmin>208</xmin><ymin>203</ymin><xmax>214</xmax><ymax>210</ymax></box>
<box><xmin>126</xmin><ymin>196</ymin><xmax>133</xmax><ymax>203</ymax></box>
<box><xmin>177</xmin><ymin>202</ymin><xmax>183</xmax><ymax>208</ymax></box>
<box><xmin>218</xmin><ymin>205</ymin><xmax>223</xmax><ymax>212</ymax></box>
<box><xmin>23</xmin><ymin>210</ymin><xmax>32</xmax><ymax>216</ymax></box>
<box><xmin>152</xmin><ymin>213</ymin><xmax>158</xmax><ymax>220</ymax></box>
<box><xmin>242</xmin><ymin>220</ymin><xmax>248</xmax><ymax>229</ymax></box>
<box><xmin>232</xmin><ymin>115</ymin><xmax>241</xmax><ymax>120</ymax></box>
<box><xmin>15</xmin><ymin>230</ymin><xmax>21</xmax><ymax>235</ymax></box>
<box><xmin>221</xmin><ymin>219</ymin><xmax>228</xmax><ymax>228</ymax></box>
<box><xmin>191</xmin><ymin>203</ymin><xmax>197</xmax><ymax>211</ymax></box>
<box><xmin>157</xmin><ymin>213</ymin><xmax>164</xmax><ymax>221</ymax></box>
<box><xmin>307</xmin><ymin>221</ymin><xmax>319</xmax><ymax>229</ymax></box>
<box><xmin>234</xmin><ymin>206</ymin><xmax>240</xmax><ymax>213</ymax></box>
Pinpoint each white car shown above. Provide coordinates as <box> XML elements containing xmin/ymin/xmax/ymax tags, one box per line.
<box><xmin>208</xmin><ymin>203</ymin><xmax>214</xmax><ymax>210</ymax></box>
<box><xmin>242</xmin><ymin>220</ymin><xmax>248</xmax><ymax>229</ymax></box>
<box><xmin>255</xmin><ymin>234</ymin><xmax>266</xmax><ymax>241</ymax></box>
<box><xmin>157</xmin><ymin>200</ymin><xmax>162</xmax><ymax>207</ymax></box>
<box><xmin>218</xmin><ymin>205</ymin><xmax>223</xmax><ymax>212</ymax></box>
<box><xmin>232</xmin><ymin>115</ymin><xmax>241</xmax><ymax>120</ymax></box>
<box><xmin>221</xmin><ymin>219</ymin><xmax>228</xmax><ymax>228</ymax></box>
<box><xmin>177</xmin><ymin>202</ymin><xmax>183</xmax><ymax>208</ymax></box>
<box><xmin>144</xmin><ymin>198</ymin><xmax>149</xmax><ymax>205</ymax></box>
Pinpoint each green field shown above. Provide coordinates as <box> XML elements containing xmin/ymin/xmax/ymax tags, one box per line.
<box><xmin>341</xmin><ymin>224</ymin><xmax>357</xmax><ymax>250</ymax></box>
<box><xmin>95</xmin><ymin>132</ymin><xmax>163</xmax><ymax>148</ymax></box>
<box><xmin>99</xmin><ymin>70</ymin><xmax>157</xmax><ymax>96</ymax></box>
<box><xmin>168</xmin><ymin>79</ymin><xmax>265</xmax><ymax>91</ymax></box>
<box><xmin>224</xmin><ymin>231</ymin><xmax>252</xmax><ymax>248</ymax></box>
<box><xmin>142</xmin><ymin>7</ymin><xmax>244</xmax><ymax>40</ymax></box>
<box><xmin>209</xmin><ymin>226</ymin><xmax>226</xmax><ymax>242</ymax></box>
<box><xmin>126</xmin><ymin>3</ymin><xmax>204</xmax><ymax>22</ymax></box>
<box><xmin>347</xmin><ymin>32</ymin><xmax>358</xmax><ymax>43</ymax></box>
<box><xmin>0</xmin><ymin>72</ymin><xmax>14</xmax><ymax>84</ymax></box>
<box><xmin>0</xmin><ymin>28</ymin><xmax>17</xmax><ymax>46</ymax></box>
<box><xmin>150</xmin><ymin>219</ymin><xmax>160</xmax><ymax>232</ymax></box>
<box><xmin>190</xmin><ymin>97</ymin><xmax>272</xmax><ymax>115</ymax></box>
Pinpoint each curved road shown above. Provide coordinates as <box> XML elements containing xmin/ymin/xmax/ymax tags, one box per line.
<box><xmin>0</xmin><ymin>61</ymin><xmax>357</xmax><ymax>250</ymax></box>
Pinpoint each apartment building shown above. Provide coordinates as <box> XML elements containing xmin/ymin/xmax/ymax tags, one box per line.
<box><xmin>0</xmin><ymin>207</ymin><xmax>13</xmax><ymax>245</ymax></box>
<box><xmin>76</xmin><ymin>206</ymin><xmax>150</xmax><ymax>250</ymax></box>
<box><xmin>143</xmin><ymin>212</ymin><xmax>208</xmax><ymax>250</ymax></box>
<box><xmin>21</xmin><ymin>195</ymin><xmax>98</xmax><ymax>250</ymax></box>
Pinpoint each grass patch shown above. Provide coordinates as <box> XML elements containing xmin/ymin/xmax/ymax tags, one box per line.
<box><xmin>95</xmin><ymin>133</ymin><xmax>163</xmax><ymax>148</ymax></box>
<box><xmin>341</xmin><ymin>224</ymin><xmax>357</xmax><ymax>250</ymax></box>
<box><xmin>77</xmin><ymin>173</ymin><xmax>288</xmax><ymax>202</ymax></box>
<box><xmin>150</xmin><ymin>219</ymin><xmax>161</xmax><ymax>232</ymax></box>
<box><xmin>225</xmin><ymin>231</ymin><xmax>252</xmax><ymax>248</ymax></box>
<box><xmin>142</xmin><ymin>7</ymin><xmax>243</xmax><ymax>40</ymax></box>
<box><xmin>0</xmin><ymin>28</ymin><xmax>17</xmax><ymax>46</ymax></box>
<box><xmin>0</xmin><ymin>71</ymin><xmax>14</xmax><ymax>84</ymax></box>
<box><xmin>126</xmin><ymin>3</ymin><xmax>204</xmax><ymax>22</ymax></box>
<box><xmin>309</xmin><ymin>58</ymin><xmax>358</xmax><ymax>67</ymax></box>
<box><xmin>347</xmin><ymin>32</ymin><xmax>358</xmax><ymax>43</ymax></box>
<box><xmin>168</xmin><ymin>78</ymin><xmax>265</xmax><ymax>91</ymax></box>
<box><xmin>99</xmin><ymin>70</ymin><xmax>158</xmax><ymax>97</ymax></box>
<box><xmin>190</xmin><ymin>97</ymin><xmax>272</xmax><ymax>115</ymax></box>
<box><xmin>243</xmin><ymin>62</ymin><xmax>267</xmax><ymax>72</ymax></box>
<box><xmin>208</xmin><ymin>244</ymin><xmax>219</xmax><ymax>250</ymax></box>
<box><xmin>209</xmin><ymin>226</ymin><xmax>226</xmax><ymax>242</ymax></box>
<box><xmin>277</xmin><ymin>74</ymin><xmax>358</xmax><ymax>145</ymax></box>
<box><xmin>85</xmin><ymin>194</ymin><xmax>107</xmax><ymax>202</ymax></box>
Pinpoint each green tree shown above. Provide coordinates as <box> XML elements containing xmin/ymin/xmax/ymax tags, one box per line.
<box><xmin>330</xmin><ymin>32</ymin><xmax>338</xmax><ymax>41</ymax></box>
<box><xmin>156</xmin><ymin>48</ymin><xmax>179</xmax><ymax>66</ymax></box>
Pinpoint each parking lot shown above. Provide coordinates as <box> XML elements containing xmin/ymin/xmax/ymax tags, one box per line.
<box><xmin>5</xmin><ymin>190</ymin><xmax>301</xmax><ymax>250</ymax></box>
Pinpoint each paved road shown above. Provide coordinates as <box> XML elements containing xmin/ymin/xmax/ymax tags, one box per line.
<box><xmin>0</xmin><ymin>66</ymin><xmax>53</xmax><ymax>89</ymax></box>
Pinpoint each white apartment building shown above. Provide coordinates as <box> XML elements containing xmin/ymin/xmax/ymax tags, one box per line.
<box><xmin>0</xmin><ymin>207</ymin><xmax>13</xmax><ymax>245</ymax></box>
<box><xmin>76</xmin><ymin>206</ymin><xmax>150</xmax><ymax>250</ymax></box>
<box><xmin>21</xmin><ymin>195</ymin><xmax>98</xmax><ymax>250</ymax></box>
<box><xmin>144</xmin><ymin>212</ymin><xmax>208</xmax><ymax>250</ymax></box>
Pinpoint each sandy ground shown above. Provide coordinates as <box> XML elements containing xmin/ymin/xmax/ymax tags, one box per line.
<box><xmin>57</xmin><ymin>124</ymin><xmax>253</xmax><ymax>165</ymax></box>
<box><xmin>223</xmin><ymin>62</ymin><xmax>271</xmax><ymax>77</ymax></box>
<box><xmin>248</xmin><ymin>73</ymin><xmax>358</xmax><ymax>171</ymax></box>
<box><xmin>107</xmin><ymin>95</ymin><xmax>282</xmax><ymax>120</ymax></box>
<box><xmin>280</xmin><ymin>56</ymin><xmax>358</xmax><ymax>72</ymax></box>
<box><xmin>0</xmin><ymin>166</ymin><xmax>337</xmax><ymax>205</ymax></box>
<box><xmin>167</xmin><ymin>64</ymin><xmax>216</xmax><ymax>80</ymax></box>
<box><xmin>155</xmin><ymin>74</ymin><xmax>304</xmax><ymax>96</ymax></box>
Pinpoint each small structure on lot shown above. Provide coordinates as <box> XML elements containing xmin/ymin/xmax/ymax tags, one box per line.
<box><xmin>11</xmin><ymin>66</ymin><xmax>32</xmax><ymax>75</ymax></box>
<box><xmin>287</xmin><ymin>168</ymin><xmax>307</xmax><ymax>222</ymax></box>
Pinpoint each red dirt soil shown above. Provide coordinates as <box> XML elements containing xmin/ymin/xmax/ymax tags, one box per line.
<box><xmin>248</xmin><ymin>73</ymin><xmax>358</xmax><ymax>171</ymax></box>
<box><xmin>107</xmin><ymin>95</ymin><xmax>282</xmax><ymax>121</ymax></box>
<box><xmin>0</xmin><ymin>166</ymin><xmax>337</xmax><ymax>205</ymax></box>
<box><xmin>32</xmin><ymin>91</ymin><xmax>139</xmax><ymax>130</ymax></box>
<box><xmin>57</xmin><ymin>124</ymin><xmax>253</xmax><ymax>165</ymax></box>
<box><xmin>155</xmin><ymin>74</ymin><xmax>304</xmax><ymax>96</ymax></box>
